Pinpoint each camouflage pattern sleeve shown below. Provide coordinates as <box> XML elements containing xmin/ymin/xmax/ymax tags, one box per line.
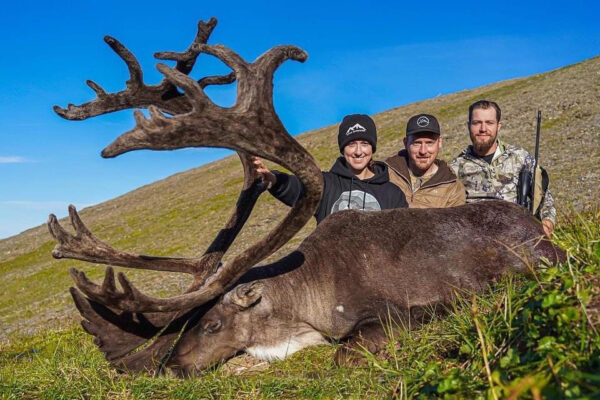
<box><xmin>539</xmin><ymin>187</ymin><xmax>557</xmax><ymax>225</ymax></box>
<box><xmin>523</xmin><ymin>152</ymin><xmax>536</xmax><ymax>170</ymax></box>
<box><xmin>524</xmin><ymin>152</ymin><xmax>557</xmax><ymax>224</ymax></box>
<box><xmin>449</xmin><ymin>157</ymin><xmax>460</xmax><ymax>177</ymax></box>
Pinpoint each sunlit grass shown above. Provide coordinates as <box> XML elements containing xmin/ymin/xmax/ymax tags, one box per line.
<box><xmin>1</xmin><ymin>210</ymin><xmax>598</xmax><ymax>399</ymax></box>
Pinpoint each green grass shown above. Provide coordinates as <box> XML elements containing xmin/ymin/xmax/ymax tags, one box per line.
<box><xmin>1</xmin><ymin>210</ymin><xmax>599</xmax><ymax>399</ymax></box>
<box><xmin>0</xmin><ymin>241</ymin><xmax>55</xmax><ymax>275</ymax></box>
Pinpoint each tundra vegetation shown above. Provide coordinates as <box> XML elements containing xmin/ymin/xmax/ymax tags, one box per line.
<box><xmin>1</xmin><ymin>18</ymin><xmax>600</xmax><ymax>400</ymax></box>
<box><xmin>0</xmin><ymin>209</ymin><xmax>599</xmax><ymax>398</ymax></box>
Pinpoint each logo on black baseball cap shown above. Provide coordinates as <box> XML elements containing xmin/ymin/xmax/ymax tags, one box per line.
<box><xmin>406</xmin><ymin>114</ymin><xmax>441</xmax><ymax>136</ymax></box>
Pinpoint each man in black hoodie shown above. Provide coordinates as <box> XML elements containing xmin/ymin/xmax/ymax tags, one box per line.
<box><xmin>253</xmin><ymin>114</ymin><xmax>408</xmax><ymax>224</ymax></box>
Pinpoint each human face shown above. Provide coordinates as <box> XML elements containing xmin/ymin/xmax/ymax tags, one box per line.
<box><xmin>343</xmin><ymin>140</ymin><xmax>373</xmax><ymax>174</ymax></box>
<box><xmin>468</xmin><ymin>108</ymin><xmax>501</xmax><ymax>156</ymax></box>
<box><xmin>403</xmin><ymin>133</ymin><xmax>442</xmax><ymax>175</ymax></box>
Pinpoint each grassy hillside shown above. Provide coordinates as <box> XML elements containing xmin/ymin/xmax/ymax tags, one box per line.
<box><xmin>0</xmin><ymin>54</ymin><xmax>599</xmax><ymax>397</ymax></box>
<box><xmin>1</xmin><ymin>209</ymin><xmax>598</xmax><ymax>399</ymax></box>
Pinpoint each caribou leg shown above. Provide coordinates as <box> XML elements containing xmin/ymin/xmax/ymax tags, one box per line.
<box><xmin>334</xmin><ymin>322</ymin><xmax>390</xmax><ymax>366</ymax></box>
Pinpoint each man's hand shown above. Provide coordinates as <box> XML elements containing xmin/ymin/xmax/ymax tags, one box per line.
<box><xmin>252</xmin><ymin>156</ymin><xmax>277</xmax><ymax>188</ymax></box>
<box><xmin>542</xmin><ymin>219</ymin><xmax>554</xmax><ymax>238</ymax></box>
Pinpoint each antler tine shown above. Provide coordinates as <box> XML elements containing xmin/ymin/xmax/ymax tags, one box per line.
<box><xmin>193</xmin><ymin>44</ymin><xmax>249</xmax><ymax>76</ymax></box>
<box><xmin>255</xmin><ymin>45</ymin><xmax>308</xmax><ymax>81</ymax></box>
<box><xmin>198</xmin><ymin>72</ymin><xmax>236</xmax><ymax>88</ymax></box>
<box><xmin>250</xmin><ymin>45</ymin><xmax>308</xmax><ymax>108</ymax></box>
<box><xmin>69</xmin><ymin>265</ymin><xmax>156</xmax><ymax>311</ymax></box>
<box><xmin>49</xmin><ymin>206</ymin><xmax>201</xmax><ymax>274</ymax></box>
<box><xmin>86</xmin><ymin>80</ymin><xmax>107</xmax><ymax>97</ymax></box>
<box><xmin>104</xmin><ymin>35</ymin><xmax>144</xmax><ymax>90</ymax></box>
<box><xmin>53</xmin><ymin>18</ymin><xmax>229</xmax><ymax>120</ymax></box>
<box><xmin>47</xmin><ymin>213</ymin><xmax>72</xmax><ymax>244</ymax></box>
<box><xmin>101</xmin><ymin>266</ymin><xmax>117</xmax><ymax>294</ymax></box>
<box><xmin>68</xmin><ymin>204</ymin><xmax>93</xmax><ymax>238</ymax></box>
<box><xmin>154</xmin><ymin>17</ymin><xmax>218</xmax><ymax>74</ymax></box>
<box><xmin>70</xmin><ymin>268</ymin><xmax>106</xmax><ymax>301</ymax></box>
<box><xmin>69</xmin><ymin>265</ymin><xmax>159</xmax><ymax>312</ymax></box>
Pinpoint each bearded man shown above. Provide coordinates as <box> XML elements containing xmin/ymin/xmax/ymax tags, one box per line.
<box><xmin>385</xmin><ymin>114</ymin><xmax>465</xmax><ymax>208</ymax></box>
<box><xmin>449</xmin><ymin>100</ymin><xmax>557</xmax><ymax>237</ymax></box>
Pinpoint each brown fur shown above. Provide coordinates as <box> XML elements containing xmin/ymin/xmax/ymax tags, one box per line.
<box><xmin>167</xmin><ymin>201</ymin><xmax>563</xmax><ymax>375</ymax></box>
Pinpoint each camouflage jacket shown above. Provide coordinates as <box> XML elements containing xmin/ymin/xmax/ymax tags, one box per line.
<box><xmin>449</xmin><ymin>141</ymin><xmax>556</xmax><ymax>224</ymax></box>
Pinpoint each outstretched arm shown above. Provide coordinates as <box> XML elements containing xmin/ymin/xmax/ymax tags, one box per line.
<box><xmin>270</xmin><ymin>171</ymin><xmax>306</xmax><ymax>208</ymax></box>
<box><xmin>252</xmin><ymin>156</ymin><xmax>307</xmax><ymax>208</ymax></box>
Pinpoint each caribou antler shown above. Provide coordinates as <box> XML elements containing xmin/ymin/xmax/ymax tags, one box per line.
<box><xmin>53</xmin><ymin>18</ymin><xmax>235</xmax><ymax>120</ymax></box>
<box><xmin>49</xmin><ymin>19</ymin><xmax>323</xmax><ymax>317</ymax></box>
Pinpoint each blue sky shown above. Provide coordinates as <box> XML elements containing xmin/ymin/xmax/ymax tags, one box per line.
<box><xmin>1</xmin><ymin>0</ymin><xmax>599</xmax><ymax>239</ymax></box>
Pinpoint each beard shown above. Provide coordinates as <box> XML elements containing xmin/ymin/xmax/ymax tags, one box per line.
<box><xmin>411</xmin><ymin>157</ymin><xmax>435</xmax><ymax>175</ymax></box>
<box><xmin>470</xmin><ymin>131</ymin><xmax>497</xmax><ymax>155</ymax></box>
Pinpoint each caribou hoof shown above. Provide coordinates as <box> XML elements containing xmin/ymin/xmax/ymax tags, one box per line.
<box><xmin>334</xmin><ymin>345</ymin><xmax>369</xmax><ymax>367</ymax></box>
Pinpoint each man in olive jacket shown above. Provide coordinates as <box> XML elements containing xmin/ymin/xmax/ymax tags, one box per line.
<box><xmin>385</xmin><ymin>114</ymin><xmax>465</xmax><ymax>208</ymax></box>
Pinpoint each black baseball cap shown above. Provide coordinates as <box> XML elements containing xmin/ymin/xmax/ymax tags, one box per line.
<box><xmin>338</xmin><ymin>114</ymin><xmax>377</xmax><ymax>153</ymax></box>
<box><xmin>406</xmin><ymin>114</ymin><xmax>441</xmax><ymax>136</ymax></box>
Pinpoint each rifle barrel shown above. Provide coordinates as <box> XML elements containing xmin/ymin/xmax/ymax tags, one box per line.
<box><xmin>534</xmin><ymin>110</ymin><xmax>541</xmax><ymax>164</ymax></box>
<box><xmin>530</xmin><ymin>110</ymin><xmax>542</xmax><ymax>213</ymax></box>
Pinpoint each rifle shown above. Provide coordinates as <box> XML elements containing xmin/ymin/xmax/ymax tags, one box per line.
<box><xmin>517</xmin><ymin>110</ymin><xmax>545</xmax><ymax>216</ymax></box>
<box><xmin>531</xmin><ymin>110</ymin><xmax>542</xmax><ymax>213</ymax></box>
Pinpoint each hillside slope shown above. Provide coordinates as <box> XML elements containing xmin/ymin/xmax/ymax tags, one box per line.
<box><xmin>1</xmin><ymin>55</ymin><xmax>599</xmax><ymax>340</ymax></box>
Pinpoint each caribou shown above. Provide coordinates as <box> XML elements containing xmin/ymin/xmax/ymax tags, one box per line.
<box><xmin>48</xmin><ymin>18</ymin><xmax>565</xmax><ymax>377</ymax></box>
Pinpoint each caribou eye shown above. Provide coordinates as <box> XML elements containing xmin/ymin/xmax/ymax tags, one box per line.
<box><xmin>202</xmin><ymin>319</ymin><xmax>222</xmax><ymax>334</ymax></box>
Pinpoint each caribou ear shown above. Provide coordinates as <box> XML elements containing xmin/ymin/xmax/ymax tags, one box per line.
<box><xmin>226</xmin><ymin>282</ymin><xmax>264</xmax><ymax>309</ymax></box>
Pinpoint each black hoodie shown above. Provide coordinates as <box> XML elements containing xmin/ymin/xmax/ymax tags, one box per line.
<box><xmin>269</xmin><ymin>157</ymin><xmax>408</xmax><ymax>224</ymax></box>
